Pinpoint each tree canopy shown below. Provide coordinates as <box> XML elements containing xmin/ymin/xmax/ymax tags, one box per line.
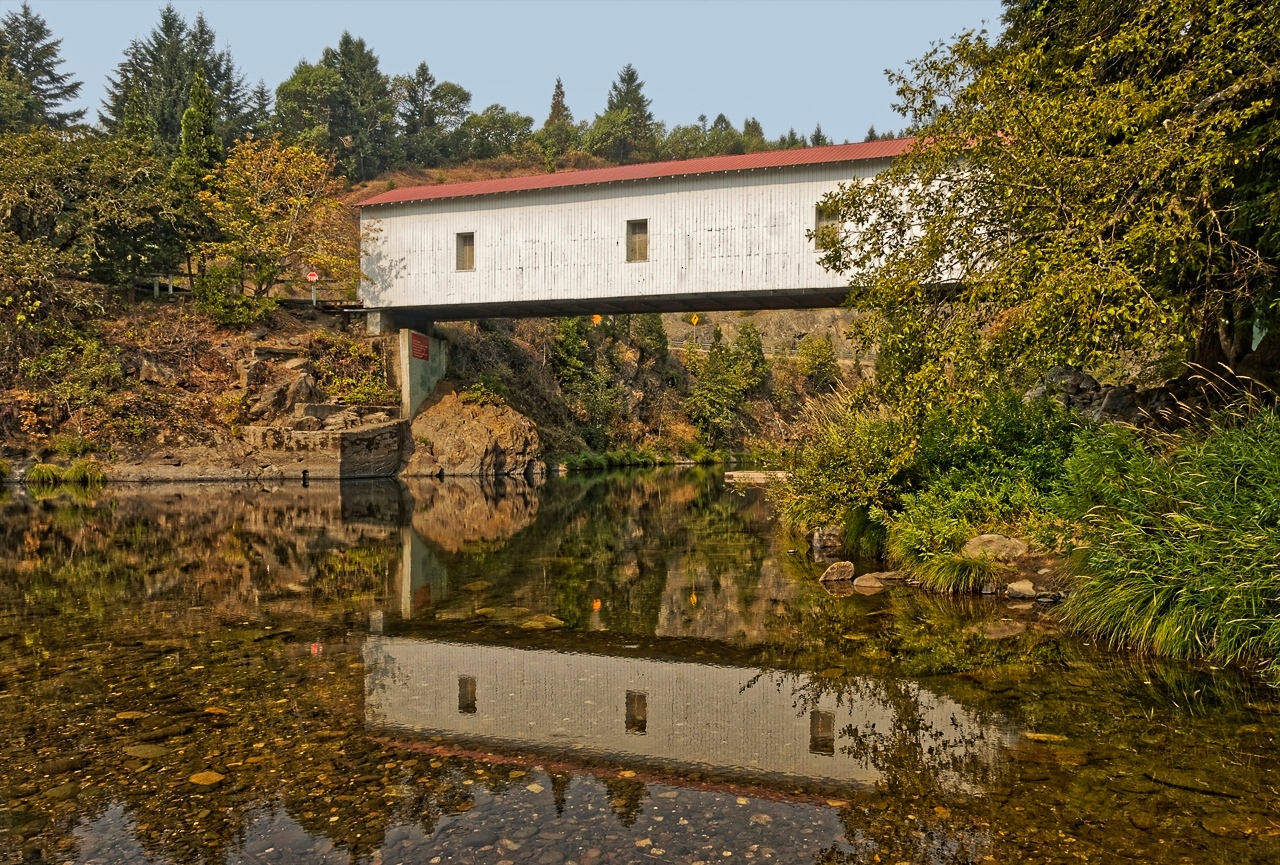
<box><xmin>0</xmin><ymin>2</ymin><xmax>82</xmax><ymax>128</ymax></box>
<box><xmin>817</xmin><ymin>0</ymin><xmax>1280</xmax><ymax>406</ymax></box>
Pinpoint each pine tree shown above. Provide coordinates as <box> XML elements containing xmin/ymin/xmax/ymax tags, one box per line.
<box><xmin>545</xmin><ymin>77</ymin><xmax>572</xmax><ymax>127</ymax></box>
<box><xmin>810</xmin><ymin>123</ymin><xmax>830</xmax><ymax>147</ymax></box>
<box><xmin>396</xmin><ymin>62</ymin><xmax>441</xmax><ymax>166</ymax></box>
<box><xmin>101</xmin><ymin>4</ymin><xmax>249</xmax><ymax>154</ymax></box>
<box><xmin>586</xmin><ymin>64</ymin><xmax>657</xmax><ymax>164</ymax></box>
<box><xmin>319</xmin><ymin>32</ymin><xmax>397</xmax><ymax>180</ymax></box>
<box><xmin>0</xmin><ymin>3</ymin><xmax>82</xmax><ymax>127</ymax></box>
<box><xmin>538</xmin><ymin>76</ymin><xmax>579</xmax><ymax>160</ymax></box>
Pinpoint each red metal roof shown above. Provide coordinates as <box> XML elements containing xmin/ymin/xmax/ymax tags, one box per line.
<box><xmin>358</xmin><ymin>138</ymin><xmax>915</xmax><ymax>207</ymax></box>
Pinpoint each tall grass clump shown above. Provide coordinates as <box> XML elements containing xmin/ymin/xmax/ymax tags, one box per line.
<box><xmin>0</xmin><ymin>458</ymin><xmax>10</xmax><ymax>481</ymax></box>
<box><xmin>25</xmin><ymin>462</ymin><xmax>64</xmax><ymax>488</ymax></box>
<box><xmin>1056</xmin><ymin>404</ymin><xmax>1280</xmax><ymax>677</ymax></box>
<box><xmin>63</xmin><ymin>458</ymin><xmax>107</xmax><ymax>487</ymax></box>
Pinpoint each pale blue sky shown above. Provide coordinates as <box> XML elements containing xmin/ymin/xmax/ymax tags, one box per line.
<box><xmin>16</xmin><ymin>0</ymin><xmax>1003</xmax><ymax>142</ymax></box>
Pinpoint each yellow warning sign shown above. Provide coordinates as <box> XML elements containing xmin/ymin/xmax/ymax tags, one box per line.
<box><xmin>690</xmin><ymin>313</ymin><xmax>699</xmax><ymax>326</ymax></box>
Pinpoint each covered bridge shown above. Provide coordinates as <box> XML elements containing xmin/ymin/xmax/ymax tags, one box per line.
<box><xmin>357</xmin><ymin>138</ymin><xmax>912</xmax><ymax>331</ymax></box>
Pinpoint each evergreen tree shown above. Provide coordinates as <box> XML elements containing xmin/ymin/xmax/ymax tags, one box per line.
<box><xmin>775</xmin><ymin>127</ymin><xmax>806</xmax><ymax>149</ymax></box>
<box><xmin>320</xmin><ymin>32</ymin><xmax>397</xmax><ymax>181</ymax></box>
<box><xmin>274</xmin><ymin>60</ymin><xmax>343</xmax><ymax>150</ymax></box>
<box><xmin>178</xmin><ymin>71</ymin><xmax>222</xmax><ymax>169</ymax></box>
<box><xmin>101</xmin><ymin>5</ymin><xmax>249</xmax><ymax>154</ymax></box>
<box><xmin>586</xmin><ymin>64</ymin><xmax>657</xmax><ymax>164</ymax></box>
<box><xmin>0</xmin><ymin>55</ymin><xmax>38</xmax><ymax>133</ymax></box>
<box><xmin>741</xmin><ymin>117</ymin><xmax>768</xmax><ymax>152</ymax></box>
<box><xmin>810</xmin><ymin>123</ymin><xmax>830</xmax><ymax>147</ymax></box>
<box><xmin>395</xmin><ymin>62</ymin><xmax>442</xmax><ymax>166</ymax></box>
<box><xmin>246</xmin><ymin>80</ymin><xmax>274</xmax><ymax>135</ymax></box>
<box><xmin>538</xmin><ymin>76</ymin><xmax>579</xmax><ymax>159</ymax></box>
<box><xmin>0</xmin><ymin>2</ymin><xmax>82</xmax><ymax>127</ymax></box>
<box><xmin>168</xmin><ymin>71</ymin><xmax>222</xmax><ymax>267</ymax></box>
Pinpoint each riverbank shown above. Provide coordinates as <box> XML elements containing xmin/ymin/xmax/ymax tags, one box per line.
<box><xmin>775</xmin><ymin>377</ymin><xmax>1280</xmax><ymax>681</ymax></box>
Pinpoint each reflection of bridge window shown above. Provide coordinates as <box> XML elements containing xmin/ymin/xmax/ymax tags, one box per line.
<box><xmin>626</xmin><ymin>220</ymin><xmax>648</xmax><ymax>262</ymax></box>
<box><xmin>625</xmin><ymin>691</ymin><xmax>647</xmax><ymax>734</ymax></box>
<box><xmin>809</xmin><ymin>710</ymin><xmax>835</xmax><ymax>755</ymax></box>
<box><xmin>458</xmin><ymin>676</ymin><xmax>477</xmax><ymax>714</ymax></box>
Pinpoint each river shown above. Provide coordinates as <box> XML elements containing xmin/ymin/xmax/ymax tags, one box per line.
<box><xmin>1</xmin><ymin>469</ymin><xmax>1277</xmax><ymax>864</ymax></box>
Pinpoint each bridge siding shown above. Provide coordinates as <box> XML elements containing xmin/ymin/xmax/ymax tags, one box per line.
<box><xmin>360</xmin><ymin>160</ymin><xmax>890</xmax><ymax>313</ymax></box>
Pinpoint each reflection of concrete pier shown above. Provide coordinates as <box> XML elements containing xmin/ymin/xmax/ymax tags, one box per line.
<box><xmin>364</xmin><ymin>638</ymin><xmax>1009</xmax><ymax>787</ymax></box>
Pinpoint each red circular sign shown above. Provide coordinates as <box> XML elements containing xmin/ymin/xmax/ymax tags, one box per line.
<box><xmin>306</xmin><ymin>272</ymin><xmax>319</xmax><ymax>282</ymax></box>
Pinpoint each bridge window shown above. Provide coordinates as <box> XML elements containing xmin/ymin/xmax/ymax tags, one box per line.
<box><xmin>626</xmin><ymin>220</ymin><xmax>648</xmax><ymax>262</ymax></box>
<box><xmin>814</xmin><ymin>205</ymin><xmax>839</xmax><ymax>250</ymax></box>
<box><xmin>456</xmin><ymin>233</ymin><xmax>475</xmax><ymax>270</ymax></box>
<box><xmin>458</xmin><ymin>676</ymin><xmax>477</xmax><ymax>714</ymax></box>
<box><xmin>809</xmin><ymin>710</ymin><xmax>835</xmax><ymax>755</ymax></box>
<box><xmin>625</xmin><ymin>690</ymin><xmax>647</xmax><ymax>734</ymax></box>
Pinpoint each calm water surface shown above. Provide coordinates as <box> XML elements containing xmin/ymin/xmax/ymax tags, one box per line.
<box><xmin>1</xmin><ymin>470</ymin><xmax>1278</xmax><ymax>864</ymax></box>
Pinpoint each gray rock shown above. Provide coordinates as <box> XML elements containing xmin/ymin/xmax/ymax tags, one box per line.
<box><xmin>139</xmin><ymin>359</ymin><xmax>177</xmax><ymax>385</ymax></box>
<box><xmin>405</xmin><ymin>392</ymin><xmax>541</xmax><ymax>477</ymax></box>
<box><xmin>284</xmin><ymin>374</ymin><xmax>325</xmax><ymax>410</ymax></box>
<box><xmin>853</xmin><ymin>573</ymin><xmax>884</xmax><ymax>589</ymax></box>
<box><xmin>819</xmin><ymin>561</ymin><xmax>855</xmax><ymax>582</ymax></box>
<box><xmin>241</xmin><ymin>359</ymin><xmax>268</xmax><ymax>389</ymax></box>
<box><xmin>962</xmin><ymin>534</ymin><xmax>1029</xmax><ymax>562</ymax></box>
<box><xmin>249</xmin><ymin>327</ymin><xmax>268</xmax><ymax>340</ymax></box>
<box><xmin>283</xmin><ymin>357</ymin><xmax>311</xmax><ymax>371</ymax></box>
<box><xmin>1006</xmin><ymin>580</ymin><xmax>1037</xmax><ymax>599</ymax></box>
<box><xmin>292</xmin><ymin>415</ymin><xmax>323</xmax><ymax>431</ymax></box>
<box><xmin>249</xmin><ymin>382</ymin><xmax>289</xmax><ymax>420</ymax></box>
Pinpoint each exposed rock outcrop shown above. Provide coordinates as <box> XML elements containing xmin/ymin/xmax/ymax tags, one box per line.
<box><xmin>404</xmin><ymin>393</ymin><xmax>540</xmax><ymax>477</ymax></box>
<box><xmin>1026</xmin><ymin>366</ymin><xmax>1177</xmax><ymax>424</ymax></box>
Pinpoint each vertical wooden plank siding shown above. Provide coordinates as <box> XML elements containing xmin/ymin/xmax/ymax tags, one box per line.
<box><xmin>359</xmin><ymin>160</ymin><xmax>892</xmax><ymax>310</ymax></box>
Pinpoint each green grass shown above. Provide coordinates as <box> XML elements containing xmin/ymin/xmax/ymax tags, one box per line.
<box><xmin>25</xmin><ymin>463</ymin><xmax>64</xmax><ymax>487</ymax></box>
<box><xmin>63</xmin><ymin>458</ymin><xmax>107</xmax><ymax>487</ymax></box>
<box><xmin>1056</xmin><ymin>404</ymin><xmax>1280</xmax><ymax>678</ymax></box>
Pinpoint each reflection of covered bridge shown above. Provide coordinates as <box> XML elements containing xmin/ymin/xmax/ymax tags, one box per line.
<box><xmin>363</xmin><ymin>637</ymin><xmax>1008</xmax><ymax>788</ymax></box>
<box><xmin>357</xmin><ymin>140</ymin><xmax>912</xmax><ymax>330</ymax></box>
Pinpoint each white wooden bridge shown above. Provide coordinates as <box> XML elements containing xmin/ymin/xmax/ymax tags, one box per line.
<box><xmin>357</xmin><ymin>139</ymin><xmax>912</xmax><ymax>329</ymax></box>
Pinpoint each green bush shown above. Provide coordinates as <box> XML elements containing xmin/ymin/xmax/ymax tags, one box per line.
<box><xmin>796</xmin><ymin>333</ymin><xmax>842</xmax><ymax>392</ymax></box>
<box><xmin>63</xmin><ymin>458</ymin><xmax>107</xmax><ymax>487</ymax></box>
<box><xmin>25</xmin><ymin>463</ymin><xmax>63</xmax><ymax>487</ymax></box>
<box><xmin>194</xmin><ymin>263</ymin><xmax>277</xmax><ymax>327</ymax></box>
<box><xmin>1055</xmin><ymin>405</ymin><xmax>1280</xmax><ymax>677</ymax></box>
<box><xmin>307</xmin><ymin>331</ymin><xmax>397</xmax><ymax>405</ymax></box>
<box><xmin>459</xmin><ymin>375</ymin><xmax>509</xmax><ymax>406</ymax></box>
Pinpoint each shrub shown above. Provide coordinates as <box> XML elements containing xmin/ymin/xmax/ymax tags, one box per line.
<box><xmin>307</xmin><ymin>331</ymin><xmax>397</xmax><ymax>405</ymax></box>
<box><xmin>63</xmin><ymin>458</ymin><xmax>107</xmax><ymax>487</ymax></box>
<box><xmin>459</xmin><ymin>375</ymin><xmax>509</xmax><ymax>406</ymax></box>
<box><xmin>25</xmin><ymin>463</ymin><xmax>63</xmax><ymax>487</ymax></box>
<box><xmin>1055</xmin><ymin>405</ymin><xmax>1280</xmax><ymax>677</ymax></box>
<box><xmin>796</xmin><ymin>333</ymin><xmax>842</xmax><ymax>392</ymax></box>
<box><xmin>194</xmin><ymin>263</ymin><xmax>277</xmax><ymax>327</ymax></box>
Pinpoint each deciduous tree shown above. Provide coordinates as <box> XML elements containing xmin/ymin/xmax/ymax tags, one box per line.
<box><xmin>199</xmin><ymin>136</ymin><xmax>358</xmax><ymax>297</ymax></box>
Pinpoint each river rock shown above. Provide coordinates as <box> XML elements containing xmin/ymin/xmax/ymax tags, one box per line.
<box><xmin>853</xmin><ymin>574</ymin><xmax>885</xmax><ymax>595</ymax></box>
<box><xmin>980</xmin><ymin>620</ymin><xmax>1026</xmax><ymax>640</ymax></box>
<box><xmin>124</xmin><ymin>745</ymin><xmax>168</xmax><ymax>760</ymax></box>
<box><xmin>42</xmin><ymin>783</ymin><xmax>79</xmax><ymax>801</ymax></box>
<box><xmin>520</xmin><ymin>614</ymin><xmax>565</xmax><ymax>630</ymax></box>
<box><xmin>188</xmin><ymin>771</ymin><xmax>225</xmax><ymax>786</ymax></box>
<box><xmin>962</xmin><ymin>534</ymin><xmax>1029</xmax><ymax>561</ymax></box>
<box><xmin>405</xmin><ymin>392</ymin><xmax>540</xmax><ymax>477</ymax></box>
<box><xmin>819</xmin><ymin>562</ymin><xmax>855</xmax><ymax>582</ymax></box>
<box><xmin>1006</xmin><ymin>580</ymin><xmax>1037</xmax><ymax>599</ymax></box>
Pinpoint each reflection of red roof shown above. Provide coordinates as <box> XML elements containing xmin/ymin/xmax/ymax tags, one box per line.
<box><xmin>358</xmin><ymin>138</ymin><xmax>915</xmax><ymax>207</ymax></box>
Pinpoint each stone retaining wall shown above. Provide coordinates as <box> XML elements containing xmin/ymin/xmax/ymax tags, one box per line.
<box><xmin>243</xmin><ymin>420</ymin><xmax>406</xmax><ymax>479</ymax></box>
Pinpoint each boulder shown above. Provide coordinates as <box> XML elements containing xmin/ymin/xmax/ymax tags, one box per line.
<box><xmin>139</xmin><ymin>359</ymin><xmax>177</xmax><ymax>385</ymax></box>
<box><xmin>405</xmin><ymin>392</ymin><xmax>540</xmax><ymax>477</ymax></box>
<box><xmin>240</xmin><ymin>359</ymin><xmax>268</xmax><ymax>389</ymax></box>
<box><xmin>853</xmin><ymin>573</ymin><xmax>885</xmax><ymax>590</ymax></box>
<box><xmin>819</xmin><ymin>561</ymin><xmax>855</xmax><ymax>582</ymax></box>
<box><xmin>962</xmin><ymin>534</ymin><xmax>1029</xmax><ymax>562</ymax></box>
<box><xmin>284</xmin><ymin>374</ymin><xmax>325</xmax><ymax>410</ymax></box>
<box><xmin>248</xmin><ymin>382</ymin><xmax>288</xmax><ymax>420</ymax></box>
<box><xmin>1006</xmin><ymin>580</ymin><xmax>1037</xmax><ymax>599</ymax></box>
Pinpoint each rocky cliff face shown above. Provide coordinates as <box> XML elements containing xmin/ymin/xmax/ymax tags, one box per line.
<box><xmin>404</xmin><ymin>393</ymin><xmax>541</xmax><ymax>477</ymax></box>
